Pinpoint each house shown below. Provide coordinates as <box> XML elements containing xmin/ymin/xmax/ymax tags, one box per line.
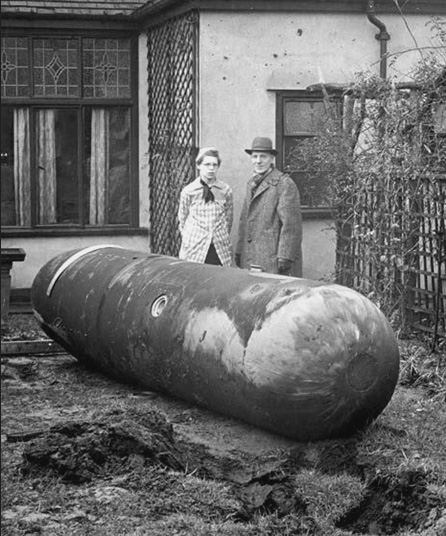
<box><xmin>1</xmin><ymin>0</ymin><xmax>445</xmax><ymax>308</ymax></box>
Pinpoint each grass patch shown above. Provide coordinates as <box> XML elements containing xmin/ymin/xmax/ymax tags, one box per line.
<box><xmin>1</xmin><ymin>315</ymin><xmax>446</xmax><ymax>535</ymax></box>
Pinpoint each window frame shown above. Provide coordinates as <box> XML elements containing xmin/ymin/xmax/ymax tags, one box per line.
<box><xmin>275</xmin><ymin>89</ymin><xmax>343</xmax><ymax>218</ymax></box>
<box><xmin>1</xmin><ymin>29</ymin><xmax>141</xmax><ymax>237</ymax></box>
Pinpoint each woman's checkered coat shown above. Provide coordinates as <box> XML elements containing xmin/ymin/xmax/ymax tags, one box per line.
<box><xmin>178</xmin><ymin>177</ymin><xmax>234</xmax><ymax>266</ymax></box>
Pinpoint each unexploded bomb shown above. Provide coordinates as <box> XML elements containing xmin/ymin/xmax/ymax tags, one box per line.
<box><xmin>32</xmin><ymin>245</ymin><xmax>400</xmax><ymax>441</ymax></box>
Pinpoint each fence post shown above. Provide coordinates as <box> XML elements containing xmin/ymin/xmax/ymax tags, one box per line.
<box><xmin>1</xmin><ymin>248</ymin><xmax>26</xmax><ymax>331</ymax></box>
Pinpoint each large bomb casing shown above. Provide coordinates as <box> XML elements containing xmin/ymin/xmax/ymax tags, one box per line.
<box><xmin>31</xmin><ymin>246</ymin><xmax>400</xmax><ymax>441</ymax></box>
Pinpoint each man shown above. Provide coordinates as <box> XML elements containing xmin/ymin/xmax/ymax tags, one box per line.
<box><xmin>178</xmin><ymin>147</ymin><xmax>233</xmax><ymax>266</ymax></box>
<box><xmin>235</xmin><ymin>137</ymin><xmax>302</xmax><ymax>276</ymax></box>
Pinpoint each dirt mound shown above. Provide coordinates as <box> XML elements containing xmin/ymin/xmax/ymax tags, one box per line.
<box><xmin>17</xmin><ymin>407</ymin><xmax>444</xmax><ymax>535</ymax></box>
<box><xmin>2</xmin><ymin>317</ymin><xmax>445</xmax><ymax>535</ymax></box>
<box><xmin>337</xmin><ymin>469</ymin><xmax>445</xmax><ymax>535</ymax></box>
<box><xmin>21</xmin><ymin>408</ymin><xmax>183</xmax><ymax>483</ymax></box>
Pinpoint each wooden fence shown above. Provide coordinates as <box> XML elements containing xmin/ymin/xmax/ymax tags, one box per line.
<box><xmin>336</xmin><ymin>173</ymin><xmax>445</xmax><ymax>347</ymax></box>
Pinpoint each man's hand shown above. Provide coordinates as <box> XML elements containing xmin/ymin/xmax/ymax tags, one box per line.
<box><xmin>277</xmin><ymin>258</ymin><xmax>292</xmax><ymax>275</ymax></box>
<box><xmin>234</xmin><ymin>254</ymin><xmax>241</xmax><ymax>268</ymax></box>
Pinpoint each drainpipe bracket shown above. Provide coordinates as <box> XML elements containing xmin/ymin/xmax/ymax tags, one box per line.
<box><xmin>375</xmin><ymin>31</ymin><xmax>390</xmax><ymax>41</ymax></box>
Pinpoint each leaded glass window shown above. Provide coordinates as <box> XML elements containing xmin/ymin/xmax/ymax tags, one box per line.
<box><xmin>83</xmin><ymin>38</ymin><xmax>131</xmax><ymax>98</ymax></box>
<box><xmin>33</xmin><ymin>39</ymin><xmax>79</xmax><ymax>98</ymax></box>
<box><xmin>1</xmin><ymin>37</ymin><xmax>131</xmax><ymax>100</ymax></box>
<box><xmin>1</xmin><ymin>37</ymin><xmax>30</xmax><ymax>98</ymax></box>
<box><xmin>1</xmin><ymin>33</ymin><xmax>135</xmax><ymax>229</ymax></box>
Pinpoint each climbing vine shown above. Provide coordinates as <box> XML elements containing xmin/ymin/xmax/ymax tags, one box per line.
<box><xmin>289</xmin><ymin>19</ymin><xmax>445</xmax><ymax>347</ymax></box>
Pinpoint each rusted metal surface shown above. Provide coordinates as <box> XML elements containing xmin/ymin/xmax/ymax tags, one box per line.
<box><xmin>31</xmin><ymin>246</ymin><xmax>400</xmax><ymax>441</ymax></box>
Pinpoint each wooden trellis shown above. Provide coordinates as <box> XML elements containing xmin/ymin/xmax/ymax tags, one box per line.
<box><xmin>336</xmin><ymin>80</ymin><xmax>445</xmax><ymax>347</ymax></box>
<box><xmin>406</xmin><ymin>176</ymin><xmax>445</xmax><ymax>341</ymax></box>
<box><xmin>336</xmin><ymin>174</ymin><xmax>445</xmax><ymax>343</ymax></box>
<box><xmin>147</xmin><ymin>11</ymin><xmax>198</xmax><ymax>257</ymax></box>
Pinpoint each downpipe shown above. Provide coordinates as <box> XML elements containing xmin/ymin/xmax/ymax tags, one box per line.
<box><xmin>366</xmin><ymin>0</ymin><xmax>390</xmax><ymax>79</ymax></box>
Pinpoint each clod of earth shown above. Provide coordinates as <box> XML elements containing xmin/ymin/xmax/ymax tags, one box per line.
<box><xmin>21</xmin><ymin>409</ymin><xmax>183</xmax><ymax>483</ymax></box>
<box><xmin>17</xmin><ymin>407</ymin><xmax>445</xmax><ymax>534</ymax></box>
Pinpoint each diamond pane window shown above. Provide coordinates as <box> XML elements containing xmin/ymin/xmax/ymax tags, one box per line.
<box><xmin>33</xmin><ymin>39</ymin><xmax>79</xmax><ymax>97</ymax></box>
<box><xmin>2</xmin><ymin>33</ymin><xmax>135</xmax><ymax>229</ymax></box>
<box><xmin>83</xmin><ymin>38</ymin><xmax>131</xmax><ymax>98</ymax></box>
<box><xmin>1</xmin><ymin>37</ymin><xmax>30</xmax><ymax>98</ymax></box>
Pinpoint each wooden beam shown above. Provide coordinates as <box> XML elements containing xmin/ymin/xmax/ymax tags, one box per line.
<box><xmin>1</xmin><ymin>339</ymin><xmax>66</xmax><ymax>356</ymax></box>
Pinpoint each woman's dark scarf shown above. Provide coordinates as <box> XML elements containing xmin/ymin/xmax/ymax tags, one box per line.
<box><xmin>200</xmin><ymin>180</ymin><xmax>215</xmax><ymax>203</ymax></box>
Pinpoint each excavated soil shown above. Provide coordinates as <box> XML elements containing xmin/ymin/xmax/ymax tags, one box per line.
<box><xmin>1</xmin><ymin>315</ymin><xmax>445</xmax><ymax>535</ymax></box>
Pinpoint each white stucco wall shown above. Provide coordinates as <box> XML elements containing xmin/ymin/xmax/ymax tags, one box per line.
<box><xmin>197</xmin><ymin>10</ymin><xmax>439</xmax><ymax>280</ymax></box>
<box><xmin>4</xmin><ymin>10</ymin><xmax>441</xmax><ymax>290</ymax></box>
<box><xmin>302</xmin><ymin>219</ymin><xmax>337</xmax><ymax>282</ymax></box>
<box><xmin>4</xmin><ymin>236</ymin><xmax>148</xmax><ymax>289</ymax></box>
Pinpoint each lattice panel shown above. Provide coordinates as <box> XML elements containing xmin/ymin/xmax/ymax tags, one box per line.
<box><xmin>336</xmin><ymin>84</ymin><xmax>445</xmax><ymax>346</ymax></box>
<box><xmin>408</xmin><ymin>176</ymin><xmax>445</xmax><ymax>338</ymax></box>
<box><xmin>147</xmin><ymin>11</ymin><xmax>197</xmax><ymax>257</ymax></box>
<box><xmin>336</xmin><ymin>172</ymin><xmax>445</xmax><ymax>342</ymax></box>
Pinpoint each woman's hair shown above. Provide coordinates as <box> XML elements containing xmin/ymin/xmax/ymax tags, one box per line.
<box><xmin>196</xmin><ymin>147</ymin><xmax>221</xmax><ymax>166</ymax></box>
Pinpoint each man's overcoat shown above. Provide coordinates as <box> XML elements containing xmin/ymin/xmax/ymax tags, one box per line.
<box><xmin>235</xmin><ymin>167</ymin><xmax>302</xmax><ymax>276</ymax></box>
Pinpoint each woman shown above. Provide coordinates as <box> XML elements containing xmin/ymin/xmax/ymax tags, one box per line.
<box><xmin>178</xmin><ymin>147</ymin><xmax>233</xmax><ymax>266</ymax></box>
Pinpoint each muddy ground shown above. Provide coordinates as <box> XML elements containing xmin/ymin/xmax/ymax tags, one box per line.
<box><xmin>1</xmin><ymin>315</ymin><xmax>445</xmax><ymax>536</ymax></box>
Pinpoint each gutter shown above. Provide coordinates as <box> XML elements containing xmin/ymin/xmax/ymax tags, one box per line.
<box><xmin>366</xmin><ymin>0</ymin><xmax>390</xmax><ymax>79</ymax></box>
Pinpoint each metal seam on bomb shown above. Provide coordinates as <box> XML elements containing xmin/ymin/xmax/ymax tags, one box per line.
<box><xmin>46</xmin><ymin>244</ymin><xmax>124</xmax><ymax>297</ymax></box>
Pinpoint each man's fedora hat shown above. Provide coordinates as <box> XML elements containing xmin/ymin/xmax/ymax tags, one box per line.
<box><xmin>245</xmin><ymin>137</ymin><xmax>278</xmax><ymax>156</ymax></box>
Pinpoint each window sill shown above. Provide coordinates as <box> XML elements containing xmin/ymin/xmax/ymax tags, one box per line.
<box><xmin>1</xmin><ymin>227</ymin><xmax>149</xmax><ymax>238</ymax></box>
<box><xmin>301</xmin><ymin>207</ymin><xmax>333</xmax><ymax>219</ymax></box>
